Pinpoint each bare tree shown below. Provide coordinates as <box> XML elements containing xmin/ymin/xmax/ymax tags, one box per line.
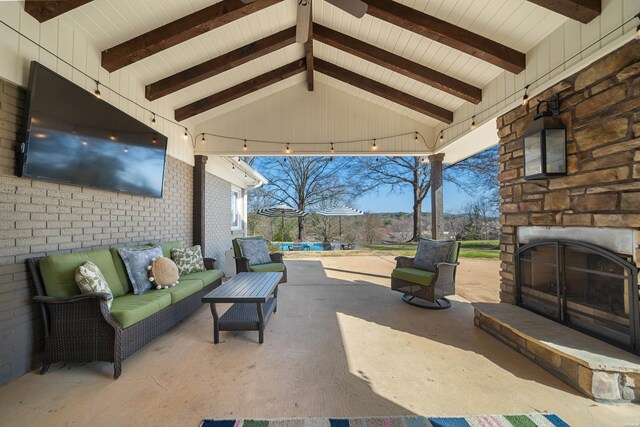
<box><xmin>358</xmin><ymin>148</ymin><xmax>498</xmax><ymax>241</ymax></box>
<box><xmin>251</xmin><ymin>157</ymin><xmax>363</xmax><ymax>240</ymax></box>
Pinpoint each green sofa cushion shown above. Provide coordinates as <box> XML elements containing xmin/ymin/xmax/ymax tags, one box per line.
<box><xmin>40</xmin><ymin>249</ymin><xmax>125</xmax><ymax>298</ymax></box>
<box><xmin>162</xmin><ymin>240</ymin><xmax>183</xmax><ymax>258</ymax></box>
<box><xmin>159</xmin><ymin>279</ymin><xmax>204</xmax><ymax>304</ymax></box>
<box><xmin>392</xmin><ymin>268</ymin><xmax>435</xmax><ymax>287</ymax></box>
<box><xmin>181</xmin><ymin>269</ymin><xmax>224</xmax><ymax>286</ymax></box>
<box><xmin>110</xmin><ymin>292</ymin><xmax>171</xmax><ymax>328</ymax></box>
<box><xmin>232</xmin><ymin>236</ymin><xmax>265</xmax><ymax>258</ymax></box>
<box><xmin>250</xmin><ymin>263</ymin><xmax>285</xmax><ymax>273</ymax></box>
<box><xmin>110</xmin><ymin>248</ymin><xmax>133</xmax><ymax>295</ymax></box>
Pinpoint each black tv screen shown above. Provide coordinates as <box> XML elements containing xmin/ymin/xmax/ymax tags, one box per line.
<box><xmin>20</xmin><ymin>61</ymin><xmax>168</xmax><ymax>198</ymax></box>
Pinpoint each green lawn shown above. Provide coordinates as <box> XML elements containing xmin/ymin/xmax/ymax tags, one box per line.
<box><xmin>362</xmin><ymin>240</ymin><xmax>500</xmax><ymax>259</ymax></box>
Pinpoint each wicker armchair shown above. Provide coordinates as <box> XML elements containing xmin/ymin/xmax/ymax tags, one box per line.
<box><xmin>391</xmin><ymin>241</ymin><xmax>461</xmax><ymax>309</ymax></box>
<box><xmin>232</xmin><ymin>237</ymin><xmax>287</xmax><ymax>284</ymax></box>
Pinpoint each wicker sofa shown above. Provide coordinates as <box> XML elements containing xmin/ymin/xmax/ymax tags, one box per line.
<box><xmin>27</xmin><ymin>241</ymin><xmax>223</xmax><ymax>379</ymax></box>
<box><xmin>232</xmin><ymin>237</ymin><xmax>287</xmax><ymax>284</ymax></box>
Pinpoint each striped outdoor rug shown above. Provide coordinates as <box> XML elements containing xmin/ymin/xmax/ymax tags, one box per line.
<box><xmin>201</xmin><ymin>415</ymin><xmax>570</xmax><ymax>427</ymax></box>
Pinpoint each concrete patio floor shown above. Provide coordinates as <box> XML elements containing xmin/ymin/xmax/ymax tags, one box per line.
<box><xmin>1</xmin><ymin>256</ymin><xmax>639</xmax><ymax>426</ymax></box>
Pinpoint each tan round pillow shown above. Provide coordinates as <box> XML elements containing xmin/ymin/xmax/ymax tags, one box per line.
<box><xmin>147</xmin><ymin>257</ymin><xmax>179</xmax><ymax>290</ymax></box>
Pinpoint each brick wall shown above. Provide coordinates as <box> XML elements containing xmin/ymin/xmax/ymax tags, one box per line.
<box><xmin>498</xmin><ymin>39</ymin><xmax>640</xmax><ymax>304</ymax></box>
<box><xmin>204</xmin><ymin>172</ymin><xmax>244</xmax><ymax>274</ymax></box>
<box><xmin>0</xmin><ymin>78</ymin><xmax>194</xmax><ymax>385</ymax></box>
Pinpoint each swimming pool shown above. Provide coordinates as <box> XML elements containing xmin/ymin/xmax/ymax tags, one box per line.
<box><xmin>275</xmin><ymin>242</ymin><xmax>327</xmax><ymax>251</ymax></box>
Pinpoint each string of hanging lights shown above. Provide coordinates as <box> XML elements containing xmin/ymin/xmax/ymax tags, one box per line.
<box><xmin>0</xmin><ymin>11</ymin><xmax>638</xmax><ymax>155</ymax></box>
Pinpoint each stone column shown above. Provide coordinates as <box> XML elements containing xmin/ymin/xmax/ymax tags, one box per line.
<box><xmin>429</xmin><ymin>153</ymin><xmax>445</xmax><ymax>240</ymax></box>
<box><xmin>193</xmin><ymin>155</ymin><xmax>208</xmax><ymax>253</ymax></box>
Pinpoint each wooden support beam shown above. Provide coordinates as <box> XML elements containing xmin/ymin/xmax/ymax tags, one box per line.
<box><xmin>175</xmin><ymin>59</ymin><xmax>306</xmax><ymax>121</ymax></box>
<box><xmin>429</xmin><ymin>153</ymin><xmax>445</xmax><ymax>240</ymax></box>
<box><xmin>361</xmin><ymin>0</ymin><xmax>525</xmax><ymax>74</ymax></box>
<box><xmin>146</xmin><ymin>27</ymin><xmax>296</xmax><ymax>101</ymax></box>
<box><xmin>314</xmin><ymin>24</ymin><xmax>481</xmax><ymax>104</ymax></box>
<box><xmin>314</xmin><ymin>58</ymin><xmax>453</xmax><ymax>123</ymax></box>
<box><xmin>24</xmin><ymin>0</ymin><xmax>93</xmax><ymax>23</ymax></box>
<box><xmin>305</xmin><ymin>6</ymin><xmax>314</xmax><ymax>92</ymax></box>
<box><xmin>102</xmin><ymin>0</ymin><xmax>284</xmax><ymax>72</ymax></box>
<box><xmin>526</xmin><ymin>0</ymin><xmax>600</xmax><ymax>24</ymax></box>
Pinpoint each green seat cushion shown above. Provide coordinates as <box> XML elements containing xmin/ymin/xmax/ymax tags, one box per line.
<box><xmin>110</xmin><ymin>292</ymin><xmax>171</xmax><ymax>328</ymax></box>
<box><xmin>110</xmin><ymin>248</ymin><xmax>133</xmax><ymax>295</ymax></box>
<box><xmin>180</xmin><ymin>269</ymin><xmax>224</xmax><ymax>286</ymax></box>
<box><xmin>392</xmin><ymin>268</ymin><xmax>435</xmax><ymax>287</ymax></box>
<box><xmin>250</xmin><ymin>263</ymin><xmax>285</xmax><ymax>273</ymax></box>
<box><xmin>40</xmin><ymin>249</ymin><xmax>125</xmax><ymax>298</ymax></box>
<box><xmin>159</xmin><ymin>279</ymin><xmax>204</xmax><ymax>304</ymax></box>
<box><xmin>162</xmin><ymin>240</ymin><xmax>183</xmax><ymax>258</ymax></box>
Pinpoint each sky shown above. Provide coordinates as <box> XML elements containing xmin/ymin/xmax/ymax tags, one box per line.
<box><xmin>355</xmin><ymin>181</ymin><xmax>475</xmax><ymax>214</ymax></box>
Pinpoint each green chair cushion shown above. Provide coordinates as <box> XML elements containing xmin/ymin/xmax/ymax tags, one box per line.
<box><xmin>249</xmin><ymin>263</ymin><xmax>285</xmax><ymax>273</ymax></box>
<box><xmin>110</xmin><ymin>292</ymin><xmax>171</xmax><ymax>328</ymax></box>
<box><xmin>159</xmin><ymin>279</ymin><xmax>204</xmax><ymax>304</ymax></box>
<box><xmin>392</xmin><ymin>268</ymin><xmax>435</xmax><ymax>287</ymax></box>
<box><xmin>162</xmin><ymin>240</ymin><xmax>183</xmax><ymax>258</ymax></box>
<box><xmin>448</xmin><ymin>241</ymin><xmax>461</xmax><ymax>264</ymax></box>
<box><xmin>40</xmin><ymin>249</ymin><xmax>125</xmax><ymax>298</ymax></box>
<box><xmin>232</xmin><ymin>236</ymin><xmax>265</xmax><ymax>258</ymax></box>
<box><xmin>180</xmin><ymin>269</ymin><xmax>224</xmax><ymax>286</ymax></box>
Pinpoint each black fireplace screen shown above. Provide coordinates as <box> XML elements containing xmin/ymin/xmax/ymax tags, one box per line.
<box><xmin>516</xmin><ymin>240</ymin><xmax>640</xmax><ymax>354</ymax></box>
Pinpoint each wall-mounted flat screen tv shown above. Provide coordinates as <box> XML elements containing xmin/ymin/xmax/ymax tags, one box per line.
<box><xmin>19</xmin><ymin>61</ymin><xmax>168</xmax><ymax>198</ymax></box>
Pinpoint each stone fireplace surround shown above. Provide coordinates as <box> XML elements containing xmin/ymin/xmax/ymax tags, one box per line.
<box><xmin>474</xmin><ymin>38</ymin><xmax>640</xmax><ymax>402</ymax></box>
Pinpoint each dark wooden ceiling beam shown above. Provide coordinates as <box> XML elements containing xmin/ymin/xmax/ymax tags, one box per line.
<box><xmin>361</xmin><ymin>0</ymin><xmax>525</xmax><ymax>74</ymax></box>
<box><xmin>305</xmin><ymin>7</ymin><xmax>314</xmax><ymax>92</ymax></box>
<box><xmin>314</xmin><ymin>24</ymin><xmax>482</xmax><ymax>104</ymax></box>
<box><xmin>314</xmin><ymin>58</ymin><xmax>453</xmax><ymax>123</ymax></box>
<box><xmin>102</xmin><ymin>0</ymin><xmax>284</xmax><ymax>72</ymax></box>
<box><xmin>175</xmin><ymin>59</ymin><xmax>306</xmax><ymax>121</ymax></box>
<box><xmin>146</xmin><ymin>27</ymin><xmax>296</xmax><ymax>101</ymax></box>
<box><xmin>24</xmin><ymin>0</ymin><xmax>93</xmax><ymax>23</ymax></box>
<box><xmin>526</xmin><ymin>0</ymin><xmax>600</xmax><ymax>24</ymax></box>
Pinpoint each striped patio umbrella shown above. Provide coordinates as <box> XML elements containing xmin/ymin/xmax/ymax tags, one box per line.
<box><xmin>256</xmin><ymin>204</ymin><xmax>308</xmax><ymax>244</ymax></box>
<box><xmin>316</xmin><ymin>206</ymin><xmax>364</xmax><ymax>248</ymax></box>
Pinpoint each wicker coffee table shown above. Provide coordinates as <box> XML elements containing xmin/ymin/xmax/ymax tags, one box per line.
<box><xmin>202</xmin><ymin>272</ymin><xmax>282</xmax><ymax>344</ymax></box>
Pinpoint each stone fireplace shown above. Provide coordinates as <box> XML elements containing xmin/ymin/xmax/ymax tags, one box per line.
<box><xmin>474</xmin><ymin>38</ymin><xmax>640</xmax><ymax>401</ymax></box>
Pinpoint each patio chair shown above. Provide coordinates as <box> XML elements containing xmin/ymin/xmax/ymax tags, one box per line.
<box><xmin>232</xmin><ymin>237</ymin><xmax>287</xmax><ymax>284</ymax></box>
<box><xmin>391</xmin><ymin>240</ymin><xmax>461</xmax><ymax>309</ymax></box>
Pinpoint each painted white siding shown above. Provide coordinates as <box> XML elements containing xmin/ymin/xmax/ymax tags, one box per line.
<box><xmin>0</xmin><ymin>1</ymin><xmax>195</xmax><ymax>165</ymax></box>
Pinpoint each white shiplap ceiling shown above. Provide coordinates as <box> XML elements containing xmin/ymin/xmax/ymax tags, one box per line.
<box><xmin>59</xmin><ymin>0</ymin><xmax>568</xmax><ymax>127</ymax></box>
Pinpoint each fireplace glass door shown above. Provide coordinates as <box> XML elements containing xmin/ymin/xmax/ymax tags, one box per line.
<box><xmin>517</xmin><ymin>240</ymin><xmax>639</xmax><ymax>353</ymax></box>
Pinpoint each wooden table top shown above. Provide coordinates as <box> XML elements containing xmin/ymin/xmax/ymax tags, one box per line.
<box><xmin>201</xmin><ymin>272</ymin><xmax>282</xmax><ymax>304</ymax></box>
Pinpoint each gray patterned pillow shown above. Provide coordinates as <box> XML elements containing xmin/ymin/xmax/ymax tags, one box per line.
<box><xmin>413</xmin><ymin>239</ymin><xmax>455</xmax><ymax>272</ymax></box>
<box><xmin>75</xmin><ymin>261</ymin><xmax>113</xmax><ymax>309</ymax></box>
<box><xmin>171</xmin><ymin>245</ymin><xmax>206</xmax><ymax>276</ymax></box>
<box><xmin>118</xmin><ymin>244</ymin><xmax>163</xmax><ymax>294</ymax></box>
<box><xmin>237</xmin><ymin>239</ymin><xmax>272</xmax><ymax>266</ymax></box>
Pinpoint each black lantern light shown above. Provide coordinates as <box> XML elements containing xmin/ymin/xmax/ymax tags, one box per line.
<box><xmin>523</xmin><ymin>95</ymin><xmax>567</xmax><ymax>180</ymax></box>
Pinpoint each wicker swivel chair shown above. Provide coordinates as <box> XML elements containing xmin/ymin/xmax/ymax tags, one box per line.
<box><xmin>391</xmin><ymin>241</ymin><xmax>461</xmax><ymax>309</ymax></box>
<box><xmin>232</xmin><ymin>237</ymin><xmax>287</xmax><ymax>284</ymax></box>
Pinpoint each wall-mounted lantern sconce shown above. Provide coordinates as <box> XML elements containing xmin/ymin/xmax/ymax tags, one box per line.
<box><xmin>523</xmin><ymin>95</ymin><xmax>567</xmax><ymax>180</ymax></box>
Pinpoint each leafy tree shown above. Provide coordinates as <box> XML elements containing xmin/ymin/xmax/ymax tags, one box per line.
<box><xmin>358</xmin><ymin>147</ymin><xmax>498</xmax><ymax>241</ymax></box>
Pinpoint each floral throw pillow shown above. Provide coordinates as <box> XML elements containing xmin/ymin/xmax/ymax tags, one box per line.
<box><xmin>171</xmin><ymin>245</ymin><xmax>206</xmax><ymax>276</ymax></box>
<box><xmin>413</xmin><ymin>239</ymin><xmax>455</xmax><ymax>272</ymax></box>
<box><xmin>237</xmin><ymin>239</ymin><xmax>272</xmax><ymax>266</ymax></box>
<box><xmin>75</xmin><ymin>261</ymin><xmax>113</xmax><ymax>309</ymax></box>
<box><xmin>118</xmin><ymin>244</ymin><xmax>163</xmax><ymax>295</ymax></box>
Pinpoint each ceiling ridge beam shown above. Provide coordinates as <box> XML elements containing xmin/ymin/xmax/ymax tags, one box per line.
<box><xmin>146</xmin><ymin>26</ymin><xmax>297</xmax><ymax>101</ymax></box>
<box><xmin>305</xmin><ymin>6</ymin><xmax>314</xmax><ymax>92</ymax></box>
<box><xmin>175</xmin><ymin>59</ymin><xmax>307</xmax><ymax>122</ymax></box>
<box><xmin>313</xmin><ymin>23</ymin><xmax>482</xmax><ymax>104</ymax></box>
<box><xmin>314</xmin><ymin>58</ymin><xmax>453</xmax><ymax>124</ymax></box>
<box><xmin>361</xmin><ymin>0</ymin><xmax>526</xmax><ymax>74</ymax></box>
<box><xmin>102</xmin><ymin>0</ymin><xmax>284</xmax><ymax>72</ymax></box>
<box><xmin>526</xmin><ymin>0</ymin><xmax>600</xmax><ymax>24</ymax></box>
<box><xmin>24</xmin><ymin>0</ymin><xmax>93</xmax><ymax>23</ymax></box>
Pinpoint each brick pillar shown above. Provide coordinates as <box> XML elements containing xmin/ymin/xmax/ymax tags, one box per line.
<box><xmin>193</xmin><ymin>155</ymin><xmax>208</xmax><ymax>253</ymax></box>
<box><xmin>429</xmin><ymin>153</ymin><xmax>445</xmax><ymax>240</ymax></box>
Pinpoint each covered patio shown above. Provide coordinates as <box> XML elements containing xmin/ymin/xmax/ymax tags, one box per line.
<box><xmin>2</xmin><ymin>256</ymin><xmax>640</xmax><ymax>426</ymax></box>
